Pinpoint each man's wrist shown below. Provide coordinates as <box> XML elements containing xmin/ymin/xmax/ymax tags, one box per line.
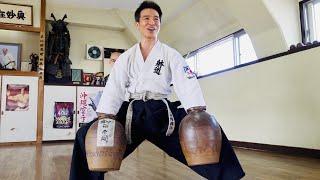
<box><xmin>187</xmin><ymin>106</ymin><xmax>206</xmax><ymax>114</ymax></box>
<box><xmin>97</xmin><ymin>113</ymin><xmax>117</xmax><ymax>120</ymax></box>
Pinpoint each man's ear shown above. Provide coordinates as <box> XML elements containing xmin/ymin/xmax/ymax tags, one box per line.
<box><xmin>135</xmin><ymin>22</ymin><xmax>140</xmax><ymax>28</ymax></box>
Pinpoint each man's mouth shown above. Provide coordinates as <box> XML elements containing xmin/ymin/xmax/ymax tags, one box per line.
<box><xmin>147</xmin><ymin>28</ymin><xmax>156</xmax><ymax>32</ymax></box>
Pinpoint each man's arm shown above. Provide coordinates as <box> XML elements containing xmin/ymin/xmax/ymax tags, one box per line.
<box><xmin>96</xmin><ymin>53</ymin><xmax>128</xmax><ymax>116</ymax></box>
<box><xmin>170</xmin><ymin>51</ymin><xmax>206</xmax><ymax>112</ymax></box>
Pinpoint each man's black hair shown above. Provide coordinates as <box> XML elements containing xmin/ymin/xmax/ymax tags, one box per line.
<box><xmin>134</xmin><ymin>1</ymin><xmax>162</xmax><ymax>22</ymax></box>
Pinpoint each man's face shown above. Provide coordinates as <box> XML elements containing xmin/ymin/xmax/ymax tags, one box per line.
<box><xmin>109</xmin><ymin>52</ymin><xmax>121</xmax><ymax>65</ymax></box>
<box><xmin>136</xmin><ymin>8</ymin><xmax>160</xmax><ymax>40</ymax></box>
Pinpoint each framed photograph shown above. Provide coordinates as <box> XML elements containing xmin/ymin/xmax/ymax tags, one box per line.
<box><xmin>0</xmin><ymin>2</ymin><xmax>33</xmax><ymax>26</ymax></box>
<box><xmin>0</xmin><ymin>42</ymin><xmax>21</xmax><ymax>70</ymax></box>
<box><xmin>71</xmin><ymin>69</ymin><xmax>83</xmax><ymax>85</ymax></box>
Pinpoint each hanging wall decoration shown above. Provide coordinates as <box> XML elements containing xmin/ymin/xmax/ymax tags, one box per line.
<box><xmin>0</xmin><ymin>2</ymin><xmax>33</xmax><ymax>26</ymax></box>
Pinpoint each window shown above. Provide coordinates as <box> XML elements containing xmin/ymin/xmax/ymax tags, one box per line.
<box><xmin>300</xmin><ymin>0</ymin><xmax>320</xmax><ymax>43</ymax></box>
<box><xmin>185</xmin><ymin>30</ymin><xmax>257</xmax><ymax>77</ymax></box>
<box><xmin>197</xmin><ymin>37</ymin><xmax>234</xmax><ymax>76</ymax></box>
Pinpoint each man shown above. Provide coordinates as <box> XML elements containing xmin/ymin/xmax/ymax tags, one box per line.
<box><xmin>69</xmin><ymin>1</ymin><xmax>245</xmax><ymax>180</ymax></box>
<box><xmin>1</xmin><ymin>48</ymin><xmax>16</xmax><ymax>69</ymax></box>
<box><xmin>104</xmin><ymin>51</ymin><xmax>122</xmax><ymax>83</ymax></box>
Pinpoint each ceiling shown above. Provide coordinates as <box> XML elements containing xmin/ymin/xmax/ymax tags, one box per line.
<box><xmin>47</xmin><ymin>0</ymin><xmax>143</xmax><ymax>10</ymax></box>
<box><xmin>45</xmin><ymin>0</ymin><xmax>298</xmax><ymax>57</ymax></box>
<box><xmin>47</xmin><ymin>0</ymin><xmax>198</xmax><ymax>24</ymax></box>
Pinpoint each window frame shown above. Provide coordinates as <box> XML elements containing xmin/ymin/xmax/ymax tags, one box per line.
<box><xmin>300</xmin><ymin>0</ymin><xmax>320</xmax><ymax>44</ymax></box>
<box><xmin>184</xmin><ymin>29</ymin><xmax>257</xmax><ymax>78</ymax></box>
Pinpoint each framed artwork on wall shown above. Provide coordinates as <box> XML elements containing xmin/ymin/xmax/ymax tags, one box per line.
<box><xmin>0</xmin><ymin>42</ymin><xmax>22</xmax><ymax>70</ymax></box>
<box><xmin>0</xmin><ymin>2</ymin><xmax>33</xmax><ymax>26</ymax></box>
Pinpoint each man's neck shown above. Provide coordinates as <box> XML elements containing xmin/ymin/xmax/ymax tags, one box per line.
<box><xmin>139</xmin><ymin>38</ymin><xmax>158</xmax><ymax>61</ymax></box>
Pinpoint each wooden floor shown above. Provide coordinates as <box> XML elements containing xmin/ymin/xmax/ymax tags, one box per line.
<box><xmin>0</xmin><ymin>141</ymin><xmax>319</xmax><ymax>180</ymax></box>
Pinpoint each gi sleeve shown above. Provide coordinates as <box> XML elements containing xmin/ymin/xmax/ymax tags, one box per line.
<box><xmin>170</xmin><ymin>52</ymin><xmax>206</xmax><ymax>111</ymax></box>
<box><xmin>96</xmin><ymin>54</ymin><xmax>128</xmax><ymax>115</ymax></box>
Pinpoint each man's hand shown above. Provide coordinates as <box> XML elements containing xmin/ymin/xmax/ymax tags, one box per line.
<box><xmin>97</xmin><ymin>113</ymin><xmax>117</xmax><ymax>120</ymax></box>
<box><xmin>187</xmin><ymin>106</ymin><xmax>206</xmax><ymax>114</ymax></box>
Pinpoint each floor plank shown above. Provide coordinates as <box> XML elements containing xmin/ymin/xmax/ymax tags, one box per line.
<box><xmin>0</xmin><ymin>141</ymin><xmax>319</xmax><ymax>180</ymax></box>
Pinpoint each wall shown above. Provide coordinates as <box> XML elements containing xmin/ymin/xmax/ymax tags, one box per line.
<box><xmin>46</xmin><ymin>5</ymin><xmax>125</xmax><ymax>31</ymax></box>
<box><xmin>67</xmin><ymin>25</ymin><xmax>131</xmax><ymax>73</ymax></box>
<box><xmin>45</xmin><ymin>4</ymin><xmax>133</xmax><ymax>74</ymax></box>
<box><xmin>0</xmin><ymin>30</ymin><xmax>39</xmax><ymax>63</ymax></box>
<box><xmin>262</xmin><ymin>0</ymin><xmax>301</xmax><ymax>47</ymax></box>
<box><xmin>199</xmin><ymin>46</ymin><xmax>320</xmax><ymax>149</ymax></box>
<box><xmin>0</xmin><ymin>0</ymin><xmax>41</xmax><ymax>68</ymax></box>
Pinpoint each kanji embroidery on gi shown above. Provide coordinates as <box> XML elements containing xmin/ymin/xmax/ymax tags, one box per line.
<box><xmin>153</xmin><ymin>59</ymin><xmax>164</xmax><ymax>75</ymax></box>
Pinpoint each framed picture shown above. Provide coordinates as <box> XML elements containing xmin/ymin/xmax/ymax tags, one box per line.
<box><xmin>71</xmin><ymin>69</ymin><xmax>83</xmax><ymax>85</ymax></box>
<box><xmin>0</xmin><ymin>42</ymin><xmax>22</xmax><ymax>70</ymax></box>
<box><xmin>82</xmin><ymin>73</ymin><xmax>93</xmax><ymax>86</ymax></box>
<box><xmin>104</xmin><ymin>48</ymin><xmax>125</xmax><ymax>59</ymax></box>
<box><xmin>0</xmin><ymin>2</ymin><xmax>33</xmax><ymax>26</ymax></box>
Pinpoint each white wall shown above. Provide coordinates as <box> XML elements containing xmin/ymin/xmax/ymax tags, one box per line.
<box><xmin>68</xmin><ymin>25</ymin><xmax>132</xmax><ymax>73</ymax></box>
<box><xmin>44</xmin><ymin>4</ymin><xmax>133</xmax><ymax>74</ymax></box>
<box><xmin>0</xmin><ymin>30</ymin><xmax>39</xmax><ymax>62</ymax></box>
<box><xmin>46</xmin><ymin>5</ymin><xmax>125</xmax><ymax>31</ymax></box>
<box><xmin>263</xmin><ymin>0</ymin><xmax>301</xmax><ymax>47</ymax></box>
<box><xmin>0</xmin><ymin>0</ymin><xmax>41</xmax><ymax>65</ymax></box>
<box><xmin>199</xmin><ymin>47</ymin><xmax>320</xmax><ymax>149</ymax></box>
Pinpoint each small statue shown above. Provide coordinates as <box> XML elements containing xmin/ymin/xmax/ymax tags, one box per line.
<box><xmin>29</xmin><ymin>53</ymin><xmax>39</xmax><ymax>72</ymax></box>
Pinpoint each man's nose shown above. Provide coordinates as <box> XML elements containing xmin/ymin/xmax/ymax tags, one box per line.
<box><xmin>148</xmin><ymin>19</ymin><xmax>156</xmax><ymax>25</ymax></box>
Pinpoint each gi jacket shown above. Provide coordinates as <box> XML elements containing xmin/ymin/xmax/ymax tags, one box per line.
<box><xmin>97</xmin><ymin>41</ymin><xmax>206</xmax><ymax>115</ymax></box>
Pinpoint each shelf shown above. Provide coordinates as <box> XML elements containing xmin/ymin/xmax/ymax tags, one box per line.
<box><xmin>0</xmin><ymin>70</ymin><xmax>39</xmax><ymax>77</ymax></box>
<box><xmin>0</xmin><ymin>24</ymin><xmax>40</xmax><ymax>33</ymax></box>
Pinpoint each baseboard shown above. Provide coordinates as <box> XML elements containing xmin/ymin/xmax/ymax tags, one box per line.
<box><xmin>231</xmin><ymin>141</ymin><xmax>320</xmax><ymax>159</ymax></box>
<box><xmin>0</xmin><ymin>141</ymin><xmax>36</xmax><ymax>147</ymax></box>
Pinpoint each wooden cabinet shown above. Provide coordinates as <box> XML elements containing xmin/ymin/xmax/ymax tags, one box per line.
<box><xmin>43</xmin><ymin>85</ymin><xmax>76</xmax><ymax>141</ymax></box>
<box><xmin>0</xmin><ymin>75</ymin><xmax>39</xmax><ymax>143</ymax></box>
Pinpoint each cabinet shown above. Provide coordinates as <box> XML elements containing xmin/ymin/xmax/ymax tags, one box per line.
<box><xmin>0</xmin><ymin>75</ymin><xmax>38</xmax><ymax>143</ymax></box>
<box><xmin>43</xmin><ymin>85</ymin><xmax>104</xmax><ymax>141</ymax></box>
<box><xmin>43</xmin><ymin>86</ymin><xmax>76</xmax><ymax>141</ymax></box>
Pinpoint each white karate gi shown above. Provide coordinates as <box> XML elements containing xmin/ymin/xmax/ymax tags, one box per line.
<box><xmin>1</xmin><ymin>53</ymin><xmax>15</xmax><ymax>69</ymax></box>
<box><xmin>97</xmin><ymin>41</ymin><xmax>206</xmax><ymax>115</ymax></box>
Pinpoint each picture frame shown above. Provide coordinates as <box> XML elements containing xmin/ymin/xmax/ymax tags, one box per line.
<box><xmin>71</xmin><ymin>69</ymin><xmax>83</xmax><ymax>85</ymax></box>
<box><xmin>0</xmin><ymin>42</ymin><xmax>22</xmax><ymax>70</ymax></box>
<box><xmin>104</xmin><ymin>48</ymin><xmax>125</xmax><ymax>59</ymax></box>
<box><xmin>82</xmin><ymin>73</ymin><xmax>94</xmax><ymax>86</ymax></box>
<box><xmin>0</xmin><ymin>2</ymin><xmax>33</xmax><ymax>26</ymax></box>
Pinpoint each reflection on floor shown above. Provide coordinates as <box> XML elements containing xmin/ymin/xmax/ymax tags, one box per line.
<box><xmin>0</xmin><ymin>141</ymin><xmax>319</xmax><ymax>180</ymax></box>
